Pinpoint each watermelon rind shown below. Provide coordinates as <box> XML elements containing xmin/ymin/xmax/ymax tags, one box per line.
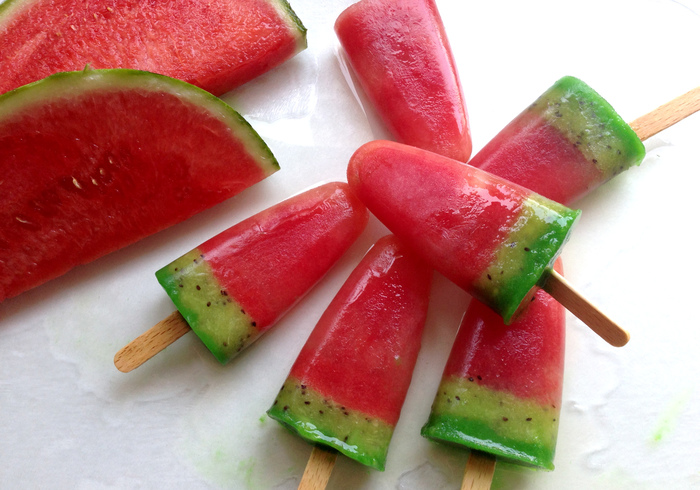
<box><xmin>0</xmin><ymin>0</ymin><xmax>22</xmax><ymax>20</ymax></box>
<box><xmin>272</xmin><ymin>0</ymin><xmax>308</xmax><ymax>50</ymax></box>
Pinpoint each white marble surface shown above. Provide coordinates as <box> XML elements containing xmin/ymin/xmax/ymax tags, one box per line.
<box><xmin>2</xmin><ymin>1</ymin><xmax>700</xmax><ymax>488</ymax></box>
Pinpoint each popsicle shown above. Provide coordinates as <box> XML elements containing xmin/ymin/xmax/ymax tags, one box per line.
<box><xmin>347</xmin><ymin>139</ymin><xmax>627</xmax><ymax>346</ymax></box>
<box><xmin>267</xmin><ymin>234</ymin><xmax>432</xmax><ymax>475</ymax></box>
<box><xmin>335</xmin><ymin>0</ymin><xmax>471</xmax><ymax>162</ymax></box>
<box><xmin>347</xmin><ymin>140</ymin><xmax>577</xmax><ymax>320</ymax></box>
<box><xmin>113</xmin><ymin>182</ymin><xmax>368</xmax><ymax>371</ymax></box>
<box><xmin>422</xmin><ymin>258</ymin><xmax>566</xmax><ymax>478</ymax></box>
<box><xmin>470</xmin><ymin>76</ymin><xmax>700</xmax><ymax>205</ymax></box>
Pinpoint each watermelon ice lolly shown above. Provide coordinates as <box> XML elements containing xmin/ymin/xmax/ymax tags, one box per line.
<box><xmin>422</xmin><ymin>258</ymin><xmax>566</xmax><ymax>472</ymax></box>
<box><xmin>469</xmin><ymin>76</ymin><xmax>647</xmax><ymax>205</ymax></box>
<box><xmin>335</xmin><ymin>0</ymin><xmax>472</xmax><ymax>162</ymax></box>
<box><xmin>267</xmin><ymin>234</ymin><xmax>431</xmax><ymax>472</ymax></box>
<box><xmin>114</xmin><ymin>183</ymin><xmax>368</xmax><ymax>371</ymax></box>
<box><xmin>347</xmin><ymin>139</ymin><xmax>579</xmax><ymax>325</ymax></box>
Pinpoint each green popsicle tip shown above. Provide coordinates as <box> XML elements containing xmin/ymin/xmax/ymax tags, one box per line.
<box><xmin>475</xmin><ymin>193</ymin><xmax>581</xmax><ymax>323</ymax></box>
<box><xmin>421</xmin><ymin>376</ymin><xmax>559</xmax><ymax>470</ymax></box>
<box><xmin>267</xmin><ymin>378</ymin><xmax>393</xmax><ymax>471</ymax></box>
<box><xmin>530</xmin><ymin>76</ymin><xmax>646</xmax><ymax>181</ymax></box>
<box><xmin>155</xmin><ymin>249</ymin><xmax>260</xmax><ymax>364</ymax></box>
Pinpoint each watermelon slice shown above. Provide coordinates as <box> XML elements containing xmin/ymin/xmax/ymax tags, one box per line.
<box><xmin>0</xmin><ymin>68</ymin><xmax>279</xmax><ymax>303</ymax></box>
<box><xmin>335</xmin><ymin>0</ymin><xmax>471</xmax><ymax>161</ymax></box>
<box><xmin>0</xmin><ymin>0</ymin><xmax>307</xmax><ymax>95</ymax></box>
<box><xmin>268</xmin><ymin>234</ymin><xmax>432</xmax><ymax>471</ymax></box>
<box><xmin>155</xmin><ymin>182</ymin><xmax>369</xmax><ymax>364</ymax></box>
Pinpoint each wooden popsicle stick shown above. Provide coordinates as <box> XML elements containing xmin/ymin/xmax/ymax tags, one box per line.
<box><xmin>629</xmin><ymin>86</ymin><xmax>700</xmax><ymax>141</ymax></box>
<box><xmin>542</xmin><ymin>269</ymin><xmax>630</xmax><ymax>347</ymax></box>
<box><xmin>535</xmin><ymin>87</ymin><xmax>700</xmax><ymax>346</ymax></box>
<box><xmin>461</xmin><ymin>452</ymin><xmax>496</xmax><ymax>490</ymax></box>
<box><xmin>298</xmin><ymin>447</ymin><xmax>337</xmax><ymax>490</ymax></box>
<box><xmin>113</xmin><ymin>310</ymin><xmax>192</xmax><ymax>372</ymax></box>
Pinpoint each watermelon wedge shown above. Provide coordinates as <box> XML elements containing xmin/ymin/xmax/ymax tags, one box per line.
<box><xmin>0</xmin><ymin>68</ymin><xmax>279</xmax><ymax>303</ymax></box>
<box><xmin>335</xmin><ymin>0</ymin><xmax>471</xmax><ymax>161</ymax></box>
<box><xmin>0</xmin><ymin>0</ymin><xmax>307</xmax><ymax>95</ymax></box>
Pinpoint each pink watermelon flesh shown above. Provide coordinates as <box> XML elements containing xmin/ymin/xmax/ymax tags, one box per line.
<box><xmin>470</xmin><ymin>110</ymin><xmax>602</xmax><ymax>206</ymax></box>
<box><xmin>0</xmin><ymin>69</ymin><xmax>279</xmax><ymax>303</ymax></box>
<box><xmin>0</xmin><ymin>0</ymin><xmax>307</xmax><ymax>95</ymax></box>
<box><xmin>335</xmin><ymin>0</ymin><xmax>471</xmax><ymax>161</ymax></box>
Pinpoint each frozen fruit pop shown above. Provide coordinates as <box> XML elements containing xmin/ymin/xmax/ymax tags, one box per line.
<box><xmin>267</xmin><ymin>234</ymin><xmax>432</xmax><ymax>472</ymax></box>
<box><xmin>335</xmin><ymin>0</ymin><xmax>472</xmax><ymax>162</ymax></box>
<box><xmin>347</xmin><ymin>140</ymin><xmax>579</xmax><ymax>325</ymax></box>
<box><xmin>114</xmin><ymin>183</ymin><xmax>368</xmax><ymax>371</ymax></box>
<box><xmin>468</xmin><ymin>76</ymin><xmax>644</xmax><ymax>205</ymax></box>
<box><xmin>422</xmin><ymin>258</ymin><xmax>566</xmax><ymax>474</ymax></box>
<box><xmin>470</xmin><ymin>76</ymin><xmax>700</xmax><ymax>205</ymax></box>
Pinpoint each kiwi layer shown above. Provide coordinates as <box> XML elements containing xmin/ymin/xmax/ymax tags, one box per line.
<box><xmin>529</xmin><ymin>76</ymin><xmax>645</xmax><ymax>180</ymax></box>
<box><xmin>474</xmin><ymin>194</ymin><xmax>580</xmax><ymax>323</ymax></box>
<box><xmin>156</xmin><ymin>248</ymin><xmax>259</xmax><ymax>364</ymax></box>
<box><xmin>267</xmin><ymin>377</ymin><xmax>394</xmax><ymax>471</ymax></box>
<box><xmin>421</xmin><ymin>375</ymin><xmax>559</xmax><ymax>470</ymax></box>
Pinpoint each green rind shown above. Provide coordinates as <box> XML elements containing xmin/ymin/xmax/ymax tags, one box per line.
<box><xmin>474</xmin><ymin>195</ymin><xmax>581</xmax><ymax>323</ymax></box>
<box><xmin>0</xmin><ymin>68</ymin><xmax>280</xmax><ymax>175</ymax></box>
<box><xmin>0</xmin><ymin>0</ymin><xmax>24</xmax><ymax>22</ymax></box>
<box><xmin>421</xmin><ymin>377</ymin><xmax>559</xmax><ymax>470</ymax></box>
<box><xmin>272</xmin><ymin>0</ymin><xmax>308</xmax><ymax>48</ymax></box>
<box><xmin>530</xmin><ymin>75</ymin><xmax>645</xmax><ymax>180</ymax></box>
<box><xmin>267</xmin><ymin>377</ymin><xmax>393</xmax><ymax>471</ymax></box>
<box><xmin>155</xmin><ymin>249</ymin><xmax>260</xmax><ymax>364</ymax></box>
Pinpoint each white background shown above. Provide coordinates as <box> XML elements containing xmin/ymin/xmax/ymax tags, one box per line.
<box><xmin>2</xmin><ymin>1</ymin><xmax>700</xmax><ymax>488</ymax></box>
